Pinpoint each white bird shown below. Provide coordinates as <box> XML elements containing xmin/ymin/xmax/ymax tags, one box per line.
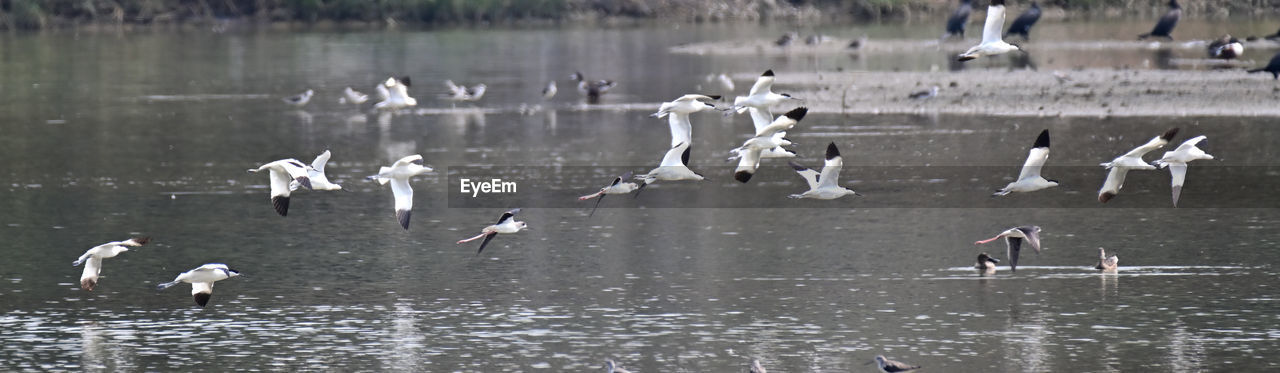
<box><xmin>652</xmin><ymin>94</ymin><xmax>723</xmax><ymax>147</ymax></box>
<box><xmin>1098</xmin><ymin>128</ymin><xmax>1180</xmax><ymax>203</ymax></box>
<box><xmin>957</xmin><ymin>0</ymin><xmax>1023</xmax><ymax>61</ymax></box>
<box><xmin>247</xmin><ymin>159</ymin><xmax>314</xmax><ymax>216</ymax></box>
<box><xmin>289</xmin><ymin>150</ymin><xmax>342</xmax><ymax>191</ymax></box>
<box><xmin>974</xmin><ymin>225</ymin><xmax>1042</xmax><ymax>272</ymax></box>
<box><xmin>72</xmin><ymin>237</ymin><xmax>150</xmax><ymax>291</ymax></box>
<box><xmin>283</xmin><ymin>89</ymin><xmax>314</xmax><ymax>107</ymax></box>
<box><xmin>367</xmin><ymin>154</ymin><xmax>434</xmax><ymax>230</ymax></box>
<box><xmin>339</xmin><ymin>87</ymin><xmax>369</xmax><ymax>105</ymax></box>
<box><xmin>746</xmin><ymin>107</ymin><xmax>798</xmax><ymax>160</ymax></box>
<box><xmin>635</xmin><ymin>142</ymin><xmax>704</xmax><ymax>195</ymax></box>
<box><xmin>456</xmin><ymin>208</ymin><xmax>527</xmax><ymax>255</ymax></box>
<box><xmin>374</xmin><ymin>76</ymin><xmax>417</xmax><ymax>110</ymax></box>
<box><xmin>788</xmin><ymin>142</ymin><xmax>860</xmax><ymax>200</ymax></box>
<box><xmin>542</xmin><ymin>81</ymin><xmax>557</xmax><ymax>100</ymax></box>
<box><xmin>570</xmin><ymin>71</ymin><xmax>616</xmax><ymax>103</ymax></box>
<box><xmin>603</xmin><ymin>359</ymin><xmax>631</xmax><ymax>373</ymax></box>
<box><xmin>375</xmin><ymin>81</ymin><xmax>390</xmax><ymax>101</ymax></box>
<box><xmin>578</xmin><ymin>172</ymin><xmax>640</xmax><ymax>217</ymax></box>
<box><xmin>732</xmin><ymin>107</ymin><xmax>807</xmax><ymax>183</ymax></box>
<box><xmin>442</xmin><ymin>80</ymin><xmax>487</xmax><ymax>102</ymax></box>
<box><xmin>1096</xmin><ymin>247</ymin><xmax>1119</xmax><ymax>273</ymax></box>
<box><xmin>868</xmin><ymin>355</ymin><xmax>922</xmax><ymax>373</ymax></box>
<box><xmin>156</xmin><ymin>263</ymin><xmax>240</xmax><ymax>307</ymax></box>
<box><xmin>994</xmin><ymin>129</ymin><xmax>1058</xmax><ymax>196</ymax></box>
<box><xmin>1152</xmin><ymin>135</ymin><xmax>1213</xmax><ymax>207</ymax></box>
<box><xmin>733</xmin><ymin>69</ymin><xmax>800</xmax><ymax>114</ymax></box>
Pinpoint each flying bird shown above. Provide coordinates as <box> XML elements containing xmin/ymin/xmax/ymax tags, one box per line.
<box><xmin>1152</xmin><ymin>135</ymin><xmax>1213</xmax><ymax>207</ymax></box>
<box><xmin>1248</xmin><ymin>51</ymin><xmax>1280</xmax><ymax>79</ymax></box>
<box><xmin>578</xmin><ymin>172</ymin><xmax>640</xmax><ymax>217</ymax></box>
<box><xmin>72</xmin><ymin>237</ymin><xmax>151</xmax><ymax>291</ymax></box>
<box><xmin>635</xmin><ymin>142</ymin><xmax>704</xmax><ymax>194</ymax></box>
<box><xmin>156</xmin><ymin>263</ymin><xmax>240</xmax><ymax>307</ymax></box>
<box><xmin>974</xmin><ymin>226</ymin><xmax>1042</xmax><ymax>272</ymax></box>
<box><xmin>247</xmin><ymin>159</ymin><xmax>314</xmax><ymax>216</ymax></box>
<box><xmin>1003</xmin><ymin>2</ymin><xmax>1042</xmax><ymax>40</ymax></box>
<box><xmin>368</xmin><ymin>154</ymin><xmax>434</xmax><ymax>230</ymax></box>
<box><xmin>570</xmin><ymin>71</ymin><xmax>616</xmax><ymax>103</ymax></box>
<box><xmin>374</xmin><ymin>76</ymin><xmax>417</xmax><ymax>110</ymax></box>
<box><xmin>975</xmin><ymin>252</ymin><xmax>1000</xmax><ymax>276</ymax></box>
<box><xmin>994</xmin><ymin>129</ymin><xmax>1058</xmax><ymax>196</ymax></box>
<box><xmin>957</xmin><ymin>0</ymin><xmax>1023</xmax><ymax>61</ymax></box>
<box><xmin>1096</xmin><ymin>247</ymin><xmax>1119</xmax><ymax>273</ymax></box>
<box><xmin>290</xmin><ymin>150</ymin><xmax>342</xmax><ymax>191</ymax></box>
<box><xmin>868</xmin><ymin>355</ymin><xmax>922</xmax><ymax>373</ymax></box>
<box><xmin>456</xmin><ymin>209</ymin><xmax>527</xmax><ymax>255</ymax></box>
<box><xmin>339</xmin><ymin>87</ymin><xmax>369</xmax><ymax>104</ymax></box>
<box><xmin>652</xmin><ymin>94</ymin><xmax>723</xmax><ymax>147</ymax></box>
<box><xmin>730</xmin><ymin>107</ymin><xmax>807</xmax><ymax>183</ymax></box>
<box><xmin>1138</xmin><ymin>0</ymin><xmax>1181</xmax><ymax>40</ymax></box>
<box><xmin>1098</xmin><ymin>128</ymin><xmax>1179</xmax><ymax>203</ymax></box>
<box><xmin>943</xmin><ymin>0</ymin><xmax>972</xmax><ymax>39</ymax></box>
<box><xmin>442</xmin><ymin>80</ymin><xmax>487</xmax><ymax>102</ymax></box>
<box><xmin>788</xmin><ymin>142</ymin><xmax>860</xmax><ymax>200</ymax></box>
<box><xmin>282</xmin><ymin>89</ymin><xmax>313</xmax><ymax>107</ymax></box>
<box><xmin>733</xmin><ymin>70</ymin><xmax>800</xmax><ymax>114</ymax></box>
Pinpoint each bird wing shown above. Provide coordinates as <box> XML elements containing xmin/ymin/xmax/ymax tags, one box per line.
<box><xmin>1168</xmin><ymin>162</ymin><xmax>1187</xmax><ymax>188</ymax></box>
<box><xmin>391</xmin><ymin>177</ymin><xmax>414</xmax><ymax>213</ymax></box>
<box><xmin>817</xmin><ymin>142</ymin><xmax>843</xmax><ymax>189</ymax></box>
<box><xmin>190</xmin><ymin>281</ymin><xmax>214</xmax><ymax>296</ymax></box>
<box><xmin>982</xmin><ymin>3</ymin><xmax>1007</xmax><ymax>44</ymax></box>
<box><xmin>311</xmin><ymin>150</ymin><xmax>332</xmax><ymax>174</ymax></box>
<box><xmin>393</xmin><ymin>154</ymin><xmax>424</xmax><ymax>168</ymax></box>
<box><xmin>1006</xmin><ymin>236</ymin><xmax>1023</xmax><ymax>270</ymax></box>
<box><xmin>1099</xmin><ymin>166</ymin><xmax>1129</xmax><ymax>200</ymax></box>
<box><xmin>735</xmin><ymin>147</ymin><xmax>763</xmax><ymax>178</ymax></box>
<box><xmin>660</xmin><ymin>143</ymin><xmax>689</xmax><ymax>167</ymax></box>
<box><xmin>789</xmin><ymin>162</ymin><xmax>821</xmax><ymax>190</ymax></box>
<box><xmin>1124</xmin><ymin>128</ymin><xmax>1178</xmax><ymax>158</ymax></box>
<box><xmin>476</xmin><ymin>232</ymin><xmax>498</xmax><ymax>254</ymax></box>
<box><xmin>268</xmin><ymin>167</ymin><xmax>293</xmax><ymax>198</ymax></box>
<box><xmin>497</xmin><ymin>209</ymin><xmax>521</xmax><ymax>224</ymax></box>
<box><xmin>1173</xmin><ymin>135</ymin><xmax>1207</xmax><ymax>154</ymax></box>
<box><xmin>82</xmin><ymin>257</ymin><xmax>102</xmax><ymax>278</ymax></box>
<box><xmin>1018</xmin><ymin>132</ymin><xmax>1050</xmax><ymax>180</ymax></box>
<box><xmin>668</xmin><ymin>113</ymin><xmax>692</xmax><ymax>148</ymax></box>
<box><xmin>755</xmin><ymin>113</ymin><xmax>797</xmax><ymax>137</ymax></box>
<box><xmin>1019</xmin><ymin>226</ymin><xmax>1042</xmax><ymax>253</ymax></box>
<box><xmin>747</xmin><ymin>107</ymin><xmax>774</xmax><ymax>134</ymax></box>
<box><xmin>748</xmin><ymin>70</ymin><xmax>775</xmax><ymax>97</ymax></box>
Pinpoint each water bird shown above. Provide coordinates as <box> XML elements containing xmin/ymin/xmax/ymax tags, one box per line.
<box><xmin>457</xmin><ymin>209</ymin><xmax>527</xmax><ymax>255</ymax></box>
<box><xmin>867</xmin><ymin>355</ymin><xmax>922</xmax><ymax>372</ymax></box>
<box><xmin>1098</xmin><ymin>128</ymin><xmax>1179</xmax><ymax>203</ymax></box>
<box><xmin>976</xmin><ymin>252</ymin><xmax>1000</xmax><ymax>275</ymax></box>
<box><xmin>442</xmin><ymin>80</ymin><xmax>487</xmax><ymax>102</ymax></box>
<box><xmin>291</xmin><ymin>150</ymin><xmax>342</xmax><ymax>191</ymax></box>
<box><xmin>974</xmin><ymin>226</ymin><xmax>1042</xmax><ymax>272</ymax></box>
<box><xmin>603</xmin><ymin>359</ymin><xmax>631</xmax><ymax>373</ymax></box>
<box><xmin>570</xmin><ymin>71</ymin><xmax>616</xmax><ymax>103</ymax></box>
<box><xmin>1207</xmin><ymin>35</ymin><xmax>1243</xmax><ymax>59</ymax></box>
<box><xmin>749</xmin><ymin>358</ymin><xmax>767</xmax><ymax>373</ymax></box>
<box><xmin>542</xmin><ymin>81</ymin><xmax>557</xmax><ymax>100</ymax></box>
<box><xmin>1003</xmin><ymin>2</ymin><xmax>1042</xmax><ymax>40</ymax></box>
<box><xmin>746</xmin><ymin>107</ymin><xmax>799</xmax><ymax>160</ymax></box>
<box><xmin>367</xmin><ymin>155</ymin><xmax>433</xmax><ymax>230</ymax></box>
<box><xmin>943</xmin><ymin>0</ymin><xmax>972</xmax><ymax>39</ymax></box>
<box><xmin>1152</xmin><ymin>135</ymin><xmax>1213</xmax><ymax>207</ymax></box>
<box><xmin>733</xmin><ymin>70</ymin><xmax>800</xmax><ymax>114</ymax></box>
<box><xmin>156</xmin><ymin>263</ymin><xmax>240</xmax><ymax>307</ymax></box>
<box><xmin>652</xmin><ymin>94</ymin><xmax>723</xmax><ymax>147</ymax></box>
<box><xmin>908</xmin><ymin>86</ymin><xmax>939</xmax><ymax>100</ymax></box>
<box><xmin>339</xmin><ymin>87</ymin><xmax>368</xmax><ymax>105</ymax></box>
<box><xmin>1138</xmin><ymin>0</ymin><xmax>1181</xmax><ymax>40</ymax></box>
<box><xmin>247</xmin><ymin>159</ymin><xmax>314</xmax><ymax>216</ymax></box>
<box><xmin>730</xmin><ymin>107</ymin><xmax>807</xmax><ymax>183</ymax></box>
<box><xmin>993</xmin><ymin>129</ymin><xmax>1057</xmax><ymax>196</ymax></box>
<box><xmin>775</xmin><ymin>31</ymin><xmax>799</xmax><ymax>47</ymax></box>
<box><xmin>1247</xmin><ymin>52</ymin><xmax>1280</xmax><ymax>79</ymax></box>
<box><xmin>578</xmin><ymin>172</ymin><xmax>640</xmax><ymax>217</ymax></box>
<box><xmin>788</xmin><ymin>142</ymin><xmax>860</xmax><ymax>200</ymax></box>
<box><xmin>635</xmin><ymin>142</ymin><xmax>704</xmax><ymax>194</ymax></box>
<box><xmin>957</xmin><ymin>0</ymin><xmax>1023</xmax><ymax>62</ymax></box>
<box><xmin>282</xmin><ymin>89</ymin><xmax>313</xmax><ymax>107</ymax></box>
<box><xmin>1096</xmin><ymin>247</ymin><xmax>1119</xmax><ymax>273</ymax></box>
<box><xmin>374</xmin><ymin>76</ymin><xmax>417</xmax><ymax>110</ymax></box>
<box><xmin>72</xmin><ymin>237</ymin><xmax>150</xmax><ymax>291</ymax></box>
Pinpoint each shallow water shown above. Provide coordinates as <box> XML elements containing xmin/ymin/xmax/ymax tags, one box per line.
<box><xmin>1</xmin><ymin>20</ymin><xmax>1279</xmax><ymax>372</ymax></box>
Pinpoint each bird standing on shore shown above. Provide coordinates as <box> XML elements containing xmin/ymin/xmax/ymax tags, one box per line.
<box><xmin>974</xmin><ymin>226</ymin><xmax>1042</xmax><ymax>273</ymax></box>
<box><xmin>72</xmin><ymin>237</ymin><xmax>151</xmax><ymax>291</ymax></box>
<box><xmin>1004</xmin><ymin>2</ymin><xmax>1042</xmax><ymax>41</ymax></box>
<box><xmin>1098</xmin><ymin>128</ymin><xmax>1179</xmax><ymax>203</ymax></box>
<box><xmin>957</xmin><ymin>0</ymin><xmax>1022</xmax><ymax>61</ymax></box>
<box><xmin>1152</xmin><ymin>135</ymin><xmax>1213</xmax><ymax>207</ymax></box>
<box><xmin>943</xmin><ymin>0</ymin><xmax>972</xmax><ymax>40</ymax></box>
<box><xmin>1138</xmin><ymin>0</ymin><xmax>1181</xmax><ymax>40</ymax></box>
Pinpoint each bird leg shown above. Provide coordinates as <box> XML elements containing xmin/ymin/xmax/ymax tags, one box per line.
<box><xmin>578</xmin><ymin>190</ymin><xmax>604</xmax><ymax>201</ymax></box>
<box><xmin>974</xmin><ymin>236</ymin><xmax>1002</xmax><ymax>245</ymax></box>
<box><xmin>457</xmin><ymin>233</ymin><xmax>489</xmax><ymax>244</ymax></box>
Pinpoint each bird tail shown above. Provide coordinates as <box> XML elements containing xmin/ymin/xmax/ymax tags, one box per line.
<box><xmin>1248</xmin><ymin>68</ymin><xmax>1265</xmax><ymax>74</ymax></box>
<box><xmin>156</xmin><ymin>280</ymin><xmax>180</xmax><ymax>291</ymax></box>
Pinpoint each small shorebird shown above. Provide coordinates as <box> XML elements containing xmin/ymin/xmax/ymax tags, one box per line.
<box><xmin>994</xmin><ymin>129</ymin><xmax>1057</xmax><ymax>196</ymax></box>
<box><xmin>247</xmin><ymin>159</ymin><xmax>314</xmax><ymax>216</ymax></box>
<box><xmin>733</xmin><ymin>70</ymin><xmax>800</xmax><ymax>114</ymax></box>
<box><xmin>579</xmin><ymin>172</ymin><xmax>640</xmax><ymax>217</ymax></box>
<box><xmin>442</xmin><ymin>80</ymin><xmax>487</xmax><ymax>102</ymax></box>
<box><xmin>156</xmin><ymin>263</ymin><xmax>240</xmax><ymax>307</ymax></box>
<box><xmin>1096</xmin><ymin>247</ymin><xmax>1119</xmax><ymax>273</ymax></box>
<box><xmin>542</xmin><ymin>81</ymin><xmax>557</xmax><ymax>100</ymax></box>
<box><xmin>749</xmin><ymin>358</ymin><xmax>767</xmax><ymax>373</ymax></box>
<box><xmin>457</xmin><ymin>209</ymin><xmax>527</xmax><ymax>255</ymax></box>
<box><xmin>283</xmin><ymin>89</ymin><xmax>313</xmax><ymax>107</ymax></box>
<box><xmin>788</xmin><ymin>142</ymin><xmax>860</xmax><ymax>200</ymax></box>
<box><xmin>867</xmin><ymin>355</ymin><xmax>922</xmax><ymax>373</ymax></box>
<box><xmin>72</xmin><ymin>237</ymin><xmax>151</xmax><ymax>291</ymax></box>
<box><xmin>1138</xmin><ymin>0</ymin><xmax>1181</xmax><ymax>40</ymax></box>
<box><xmin>367</xmin><ymin>154</ymin><xmax>433</xmax><ymax>230</ymax></box>
<box><xmin>1003</xmin><ymin>2</ymin><xmax>1042</xmax><ymax>41</ymax></box>
<box><xmin>975</xmin><ymin>252</ymin><xmax>1000</xmax><ymax>275</ymax></box>
<box><xmin>339</xmin><ymin>87</ymin><xmax>368</xmax><ymax>104</ymax></box>
<box><xmin>652</xmin><ymin>94</ymin><xmax>723</xmax><ymax>147</ymax></box>
<box><xmin>570</xmin><ymin>71</ymin><xmax>616</xmax><ymax>103</ymax></box>
<box><xmin>957</xmin><ymin>0</ymin><xmax>1023</xmax><ymax>61</ymax></box>
<box><xmin>1248</xmin><ymin>52</ymin><xmax>1280</xmax><ymax>79</ymax></box>
<box><xmin>975</xmin><ymin>226</ymin><xmax>1042</xmax><ymax>272</ymax></box>
<box><xmin>291</xmin><ymin>150</ymin><xmax>342</xmax><ymax>191</ymax></box>
<box><xmin>908</xmin><ymin>86</ymin><xmax>939</xmax><ymax>100</ymax></box>
<box><xmin>1152</xmin><ymin>135</ymin><xmax>1213</xmax><ymax>207</ymax></box>
<box><xmin>1098</xmin><ymin>128</ymin><xmax>1179</xmax><ymax>203</ymax></box>
<box><xmin>730</xmin><ymin>107</ymin><xmax>807</xmax><ymax>183</ymax></box>
<box><xmin>1207</xmin><ymin>35</ymin><xmax>1243</xmax><ymax>60</ymax></box>
<box><xmin>635</xmin><ymin>142</ymin><xmax>704</xmax><ymax>194</ymax></box>
<box><xmin>374</xmin><ymin>76</ymin><xmax>417</xmax><ymax>110</ymax></box>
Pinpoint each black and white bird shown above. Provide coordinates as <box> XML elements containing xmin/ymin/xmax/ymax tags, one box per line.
<box><xmin>732</xmin><ymin>70</ymin><xmax>800</xmax><ymax>114</ymax></box>
<box><xmin>868</xmin><ymin>355</ymin><xmax>922</xmax><ymax>373</ymax></box>
<box><xmin>1138</xmin><ymin>0</ymin><xmax>1181</xmax><ymax>40</ymax></box>
<box><xmin>958</xmin><ymin>0</ymin><xmax>1022</xmax><ymax>61</ymax></box>
<box><xmin>1248</xmin><ymin>52</ymin><xmax>1280</xmax><ymax>79</ymax></box>
<box><xmin>1152</xmin><ymin>135</ymin><xmax>1213</xmax><ymax>207</ymax></box>
<box><xmin>247</xmin><ymin>159</ymin><xmax>314</xmax><ymax>216</ymax></box>
<box><xmin>943</xmin><ymin>0</ymin><xmax>972</xmax><ymax>39</ymax></box>
<box><xmin>730</xmin><ymin>107</ymin><xmax>807</xmax><ymax>183</ymax></box>
<box><xmin>635</xmin><ymin>142</ymin><xmax>704</xmax><ymax>194</ymax></box>
<box><xmin>1003</xmin><ymin>2</ymin><xmax>1042</xmax><ymax>40</ymax></box>
<box><xmin>788</xmin><ymin>142</ymin><xmax>860</xmax><ymax>200</ymax></box>
<box><xmin>72</xmin><ymin>237</ymin><xmax>151</xmax><ymax>291</ymax></box>
<box><xmin>1096</xmin><ymin>247</ymin><xmax>1119</xmax><ymax>273</ymax></box>
<box><xmin>1098</xmin><ymin>128</ymin><xmax>1179</xmax><ymax>203</ymax></box>
<box><xmin>1207</xmin><ymin>35</ymin><xmax>1244</xmax><ymax>60</ymax></box>
<box><xmin>907</xmin><ymin>86</ymin><xmax>939</xmax><ymax>100</ymax></box>
<box><xmin>974</xmin><ymin>226</ymin><xmax>1042</xmax><ymax>273</ymax></box>
<box><xmin>994</xmin><ymin>129</ymin><xmax>1058</xmax><ymax>196</ymax></box>
<box><xmin>975</xmin><ymin>252</ymin><xmax>1000</xmax><ymax>276</ymax></box>
<box><xmin>283</xmin><ymin>89</ymin><xmax>313</xmax><ymax>107</ymax></box>
<box><xmin>442</xmin><ymin>80</ymin><xmax>487</xmax><ymax>102</ymax></box>
<box><xmin>339</xmin><ymin>87</ymin><xmax>369</xmax><ymax>105</ymax></box>
<box><xmin>374</xmin><ymin>76</ymin><xmax>417</xmax><ymax>110</ymax></box>
<box><xmin>570</xmin><ymin>71</ymin><xmax>616</xmax><ymax>103</ymax></box>
<box><xmin>456</xmin><ymin>209</ymin><xmax>527</xmax><ymax>255</ymax></box>
<box><xmin>652</xmin><ymin>94</ymin><xmax>723</xmax><ymax>147</ymax></box>
<box><xmin>368</xmin><ymin>154</ymin><xmax>434</xmax><ymax>230</ymax></box>
<box><xmin>603</xmin><ymin>359</ymin><xmax>631</xmax><ymax>373</ymax></box>
<box><xmin>578</xmin><ymin>172</ymin><xmax>640</xmax><ymax>217</ymax></box>
<box><xmin>542</xmin><ymin>81</ymin><xmax>557</xmax><ymax>100</ymax></box>
<box><xmin>156</xmin><ymin>263</ymin><xmax>240</xmax><ymax>307</ymax></box>
<box><xmin>290</xmin><ymin>150</ymin><xmax>342</xmax><ymax>191</ymax></box>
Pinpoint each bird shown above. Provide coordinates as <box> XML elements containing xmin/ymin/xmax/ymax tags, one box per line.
<box><xmin>1096</xmin><ymin>247</ymin><xmax>1119</xmax><ymax>273</ymax></box>
<box><xmin>733</xmin><ymin>70</ymin><xmax>801</xmax><ymax>114</ymax></box>
<box><xmin>993</xmin><ymin>129</ymin><xmax>1058</xmax><ymax>196</ymax></box>
<box><xmin>442</xmin><ymin>80</ymin><xmax>487</xmax><ymax>102</ymax></box>
<box><xmin>367</xmin><ymin>154</ymin><xmax>433</xmax><ymax>230</ymax></box>
<box><xmin>570</xmin><ymin>71</ymin><xmax>616</xmax><ymax>103</ymax></box>
<box><xmin>652</xmin><ymin>94</ymin><xmax>724</xmax><ymax>147</ymax></box>
<box><xmin>247</xmin><ymin>159</ymin><xmax>314</xmax><ymax>216</ymax></box>
<box><xmin>578</xmin><ymin>172</ymin><xmax>640</xmax><ymax>217</ymax></box>
<box><xmin>156</xmin><ymin>263</ymin><xmax>240</xmax><ymax>307</ymax></box>
<box><xmin>1098</xmin><ymin>128</ymin><xmax>1179</xmax><ymax>203</ymax></box>
<box><xmin>290</xmin><ymin>150</ymin><xmax>342</xmax><ymax>191</ymax></box>
<box><xmin>542</xmin><ymin>81</ymin><xmax>557</xmax><ymax>100</ymax></box>
<box><xmin>943</xmin><ymin>0</ymin><xmax>972</xmax><ymax>39</ymax></box>
<box><xmin>456</xmin><ymin>209</ymin><xmax>527</xmax><ymax>255</ymax></box>
<box><xmin>749</xmin><ymin>358</ymin><xmax>767</xmax><ymax>373</ymax></box>
<box><xmin>635</xmin><ymin>142</ymin><xmax>704</xmax><ymax>194</ymax></box>
<box><xmin>746</xmin><ymin>107</ymin><xmax>798</xmax><ymax>160</ymax></box>
<box><xmin>730</xmin><ymin>107</ymin><xmax>807</xmax><ymax>183</ymax></box>
<box><xmin>957</xmin><ymin>0</ymin><xmax>1023</xmax><ymax>62</ymax></box>
<box><xmin>374</xmin><ymin>76</ymin><xmax>417</xmax><ymax>110</ymax></box>
<box><xmin>339</xmin><ymin>87</ymin><xmax>368</xmax><ymax>104</ymax></box>
<box><xmin>1207</xmin><ymin>35</ymin><xmax>1243</xmax><ymax>60</ymax></box>
<box><xmin>1003</xmin><ymin>2</ymin><xmax>1042</xmax><ymax>40</ymax></box>
<box><xmin>1138</xmin><ymin>0</ymin><xmax>1181</xmax><ymax>40</ymax></box>
<box><xmin>1248</xmin><ymin>51</ymin><xmax>1280</xmax><ymax>79</ymax></box>
<box><xmin>788</xmin><ymin>142</ymin><xmax>860</xmax><ymax>200</ymax></box>
<box><xmin>775</xmin><ymin>31</ymin><xmax>799</xmax><ymax>47</ymax></box>
<box><xmin>908</xmin><ymin>86</ymin><xmax>939</xmax><ymax>100</ymax></box>
<box><xmin>976</xmin><ymin>252</ymin><xmax>1000</xmax><ymax>276</ymax></box>
<box><xmin>868</xmin><ymin>355</ymin><xmax>922</xmax><ymax>373</ymax></box>
<box><xmin>1152</xmin><ymin>135</ymin><xmax>1213</xmax><ymax>207</ymax></box>
<box><xmin>974</xmin><ymin>226</ymin><xmax>1042</xmax><ymax>273</ymax></box>
<box><xmin>72</xmin><ymin>237</ymin><xmax>151</xmax><ymax>291</ymax></box>
<box><xmin>282</xmin><ymin>89</ymin><xmax>314</xmax><ymax>107</ymax></box>
<box><xmin>603</xmin><ymin>359</ymin><xmax>631</xmax><ymax>373</ymax></box>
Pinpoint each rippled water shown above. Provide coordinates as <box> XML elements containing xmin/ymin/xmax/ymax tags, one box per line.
<box><xmin>1</xmin><ymin>20</ymin><xmax>1279</xmax><ymax>372</ymax></box>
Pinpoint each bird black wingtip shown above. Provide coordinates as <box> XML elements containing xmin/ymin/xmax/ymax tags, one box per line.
<box><xmin>825</xmin><ymin>142</ymin><xmax>840</xmax><ymax>160</ymax></box>
<box><xmin>762</xmin><ymin>69</ymin><xmax>775</xmax><ymax>77</ymax></box>
<box><xmin>734</xmin><ymin>170</ymin><xmax>753</xmax><ymax>183</ymax></box>
<box><xmin>1160</xmin><ymin>127</ymin><xmax>1180</xmax><ymax>141</ymax></box>
<box><xmin>784</xmin><ymin>107</ymin><xmax>808</xmax><ymax>121</ymax></box>
<box><xmin>1098</xmin><ymin>192</ymin><xmax>1116</xmax><ymax>203</ymax></box>
<box><xmin>1032</xmin><ymin>129</ymin><xmax>1050</xmax><ymax>149</ymax></box>
<box><xmin>989</xmin><ymin>0</ymin><xmax>1005</xmax><ymax>5</ymax></box>
<box><xmin>706</xmin><ymin>95</ymin><xmax>722</xmax><ymax>100</ymax></box>
<box><xmin>789</xmin><ymin>161</ymin><xmax>807</xmax><ymax>171</ymax></box>
<box><xmin>272</xmin><ymin>196</ymin><xmax>290</xmax><ymax>216</ymax></box>
<box><xmin>194</xmin><ymin>293</ymin><xmax>211</xmax><ymax>307</ymax></box>
<box><xmin>397</xmin><ymin>210</ymin><xmax>411</xmax><ymax>230</ymax></box>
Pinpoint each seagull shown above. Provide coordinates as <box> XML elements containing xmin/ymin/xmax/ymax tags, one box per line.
<box><xmin>247</xmin><ymin>159</ymin><xmax>314</xmax><ymax>216</ymax></box>
<box><xmin>156</xmin><ymin>263</ymin><xmax>240</xmax><ymax>307</ymax></box>
<box><xmin>456</xmin><ymin>209</ymin><xmax>527</xmax><ymax>255</ymax></box>
<box><xmin>374</xmin><ymin>76</ymin><xmax>417</xmax><ymax>110</ymax></box>
<box><xmin>1248</xmin><ymin>51</ymin><xmax>1280</xmax><ymax>79</ymax></box>
<box><xmin>957</xmin><ymin>0</ymin><xmax>1023</xmax><ymax>61</ymax></box>
<box><xmin>1207</xmin><ymin>35</ymin><xmax>1244</xmax><ymax>60</ymax></box>
<box><xmin>72</xmin><ymin>237</ymin><xmax>150</xmax><ymax>291</ymax></box>
<box><xmin>367</xmin><ymin>154</ymin><xmax>433</xmax><ymax>230</ymax></box>
<box><xmin>1003</xmin><ymin>2</ymin><xmax>1042</xmax><ymax>41</ymax></box>
<box><xmin>603</xmin><ymin>359</ymin><xmax>631</xmax><ymax>373</ymax></box>
<box><xmin>943</xmin><ymin>0</ymin><xmax>972</xmax><ymax>39</ymax></box>
<box><xmin>733</xmin><ymin>70</ymin><xmax>800</xmax><ymax>114</ymax></box>
<box><xmin>290</xmin><ymin>150</ymin><xmax>342</xmax><ymax>191</ymax></box>
<box><xmin>749</xmin><ymin>358</ymin><xmax>767</xmax><ymax>373</ymax></box>
<box><xmin>868</xmin><ymin>355</ymin><xmax>922</xmax><ymax>373</ymax></box>
<box><xmin>1096</xmin><ymin>247</ymin><xmax>1119</xmax><ymax>273</ymax></box>
<box><xmin>974</xmin><ymin>226</ymin><xmax>1042</xmax><ymax>273</ymax></box>
<box><xmin>579</xmin><ymin>172</ymin><xmax>640</xmax><ymax>217</ymax></box>
<box><xmin>570</xmin><ymin>71</ymin><xmax>616</xmax><ymax>103</ymax></box>
<box><xmin>442</xmin><ymin>80</ymin><xmax>487</xmax><ymax>102</ymax></box>
<box><xmin>1152</xmin><ymin>135</ymin><xmax>1213</xmax><ymax>207</ymax></box>
<box><xmin>1098</xmin><ymin>128</ymin><xmax>1179</xmax><ymax>203</ymax></box>
<box><xmin>788</xmin><ymin>142</ymin><xmax>860</xmax><ymax>200</ymax></box>
<box><xmin>635</xmin><ymin>142</ymin><xmax>704</xmax><ymax>194</ymax></box>
<box><xmin>339</xmin><ymin>87</ymin><xmax>369</xmax><ymax>105</ymax></box>
<box><xmin>542</xmin><ymin>81</ymin><xmax>557</xmax><ymax>100</ymax></box>
<box><xmin>283</xmin><ymin>89</ymin><xmax>314</xmax><ymax>107</ymax></box>
<box><xmin>907</xmin><ymin>86</ymin><xmax>939</xmax><ymax>100</ymax></box>
<box><xmin>730</xmin><ymin>107</ymin><xmax>806</xmax><ymax>182</ymax></box>
<box><xmin>975</xmin><ymin>252</ymin><xmax>1000</xmax><ymax>276</ymax></box>
<box><xmin>994</xmin><ymin>129</ymin><xmax>1058</xmax><ymax>196</ymax></box>
<box><xmin>1138</xmin><ymin>0</ymin><xmax>1181</xmax><ymax>40</ymax></box>
<box><xmin>652</xmin><ymin>94</ymin><xmax>723</xmax><ymax>147</ymax></box>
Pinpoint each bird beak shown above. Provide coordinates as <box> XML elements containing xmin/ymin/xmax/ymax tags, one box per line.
<box><xmin>863</xmin><ymin>360</ymin><xmax>875</xmax><ymax>365</ymax></box>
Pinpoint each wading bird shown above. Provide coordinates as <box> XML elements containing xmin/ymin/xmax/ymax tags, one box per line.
<box><xmin>156</xmin><ymin>263</ymin><xmax>240</xmax><ymax>307</ymax></box>
<box><xmin>72</xmin><ymin>237</ymin><xmax>151</xmax><ymax>291</ymax></box>
<box><xmin>457</xmin><ymin>209</ymin><xmax>527</xmax><ymax>255</ymax></box>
